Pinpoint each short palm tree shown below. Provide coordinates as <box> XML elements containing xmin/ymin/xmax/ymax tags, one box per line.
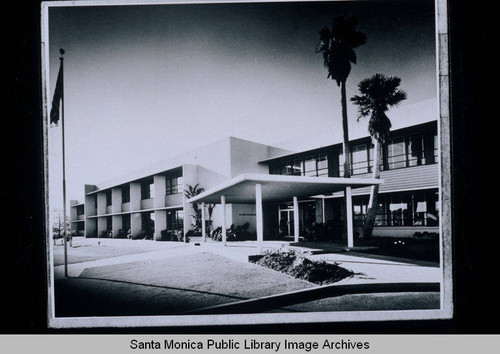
<box><xmin>316</xmin><ymin>16</ymin><xmax>367</xmax><ymax>177</ymax></box>
<box><xmin>351</xmin><ymin>73</ymin><xmax>407</xmax><ymax>238</ymax></box>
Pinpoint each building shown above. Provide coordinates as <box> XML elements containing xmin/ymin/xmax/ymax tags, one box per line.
<box><xmin>70</xmin><ymin>99</ymin><xmax>439</xmax><ymax>246</ymax></box>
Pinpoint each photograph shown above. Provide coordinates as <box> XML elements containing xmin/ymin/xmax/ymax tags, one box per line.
<box><xmin>41</xmin><ymin>0</ymin><xmax>452</xmax><ymax>328</ymax></box>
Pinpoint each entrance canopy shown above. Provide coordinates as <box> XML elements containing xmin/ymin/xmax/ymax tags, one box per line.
<box><xmin>188</xmin><ymin>173</ymin><xmax>383</xmax><ymax>204</ymax></box>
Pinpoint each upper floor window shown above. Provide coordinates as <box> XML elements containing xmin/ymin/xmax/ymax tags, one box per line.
<box><xmin>76</xmin><ymin>205</ymin><xmax>84</xmax><ymax>215</ymax></box>
<box><xmin>386</xmin><ymin>136</ymin><xmax>406</xmax><ymax>170</ymax></box>
<box><xmin>339</xmin><ymin>145</ymin><xmax>373</xmax><ymax>176</ymax></box>
<box><xmin>121</xmin><ymin>184</ymin><xmax>130</xmax><ymax>203</ymax></box>
<box><xmin>105</xmin><ymin>190</ymin><xmax>112</xmax><ymax>206</ymax></box>
<box><xmin>141</xmin><ymin>178</ymin><xmax>154</xmax><ymax>200</ymax></box>
<box><xmin>166</xmin><ymin>174</ymin><xmax>183</xmax><ymax>195</ymax></box>
<box><xmin>408</xmin><ymin>133</ymin><xmax>424</xmax><ymax>166</ymax></box>
<box><xmin>433</xmin><ymin>134</ymin><xmax>439</xmax><ymax>162</ymax></box>
<box><xmin>271</xmin><ymin>153</ymin><xmax>328</xmax><ymax>177</ymax></box>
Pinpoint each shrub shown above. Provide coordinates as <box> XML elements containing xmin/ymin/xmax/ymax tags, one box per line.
<box><xmin>209</xmin><ymin>223</ymin><xmax>253</xmax><ymax>241</ymax></box>
<box><xmin>159</xmin><ymin>229</ymin><xmax>184</xmax><ymax>242</ymax></box>
<box><xmin>115</xmin><ymin>229</ymin><xmax>127</xmax><ymax>239</ymax></box>
<box><xmin>252</xmin><ymin>249</ymin><xmax>354</xmax><ymax>285</ymax></box>
<box><xmin>100</xmin><ymin>230</ymin><xmax>112</xmax><ymax>238</ymax></box>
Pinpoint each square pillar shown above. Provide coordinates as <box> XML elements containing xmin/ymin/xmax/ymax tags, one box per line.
<box><xmin>201</xmin><ymin>202</ymin><xmax>206</xmax><ymax>243</ymax></box>
<box><xmin>130</xmin><ymin>182</ymin><xmax>141</xmax><ymax>212</ymax></box>
<box><xmin>345</xmin><ymin>186</ymin><xmax>354</xmax><ymax>248</ymax></box>
<box><xmin>293</xmin><ymin>196</ymin><xmax>300</xmax><ymax>243</ymax></box>
<box><xmin>85</xmin><ymin>218</ymin><xmax>97</xmax><ymax>238</ymax></box>
<box><xmin>221</xmin><ymin>195</ymin><xmax>226</xmax><ymax>246</ymax></box>
<box><xmin>154</xmin><ymin>175</ymin><xmax>166</xmax><ymax>209</ymax></box>
<box><xmin>322</xmin><ymin>198</ymin><xmax>326</xmax><ymax>224</ymax></box>
<box><xmin>97</xmin><ymin>217</ymin><xmax>107</xmax><ymax>238</ymax></box>
<box><xmin>154</xmin><ymin>210</ymin><xmax>166</xmax><ymax>240</ymax></box>
<box><xmin>131</xmin><ymin>212</ymin><xmax>142</xmax><ymax>239</ymax></box>
<box><xmin>97</xmin><ymin>192</ymin><xmax>107</xmax><ymax>215</ymax></box>
<box><xmin>111</xmin><ymin>187</ymin><xmax>122</xmax><ymax>214</ymax></box>
<box><xmin>112</xmin><ymin>215</ymin><xmax>122</xmax><ymax>238</ymax></box>
<box><xmin>256</xmin><ymin>183</ymin><xmax>263</xmax><ymax>253</ymax></box>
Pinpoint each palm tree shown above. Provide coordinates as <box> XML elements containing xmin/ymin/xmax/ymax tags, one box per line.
<box><xmin>351</xmin><ymin>73</ymin><xmax>407</xmax><ymax>238</ymax></box>
<box><xmin>316</xmin><ymin>16</ymin><xmax>367</xmax><ymax>178</ymax></box>
<box><xmin>184</xmin><ymin>184</ymin><xmax>204</xmax><ymax>231</ymax></box>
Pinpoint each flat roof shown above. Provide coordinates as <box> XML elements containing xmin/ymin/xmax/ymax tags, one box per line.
<box><xmin>188</xmin><ymin>173</ymin><xmax>383</xmax><ymax>204</ymax></box>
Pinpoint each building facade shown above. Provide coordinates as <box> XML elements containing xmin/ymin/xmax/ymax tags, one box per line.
<box><xmin>70</xmin><ymin>104</ymin><xmax>439</xmax><ymax>241</ymax></box>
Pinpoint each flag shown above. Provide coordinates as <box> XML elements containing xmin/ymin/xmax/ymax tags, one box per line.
<box><xmin>50</xmin><ymin>59</ymin><xmax>63</xmax><ymax>126</ymax></box>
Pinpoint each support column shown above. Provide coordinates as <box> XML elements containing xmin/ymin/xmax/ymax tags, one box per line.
<box><xmin>221</xmin><ymin>195</ymin><xmax>226</xmax><ymax>246</ymax></box>
<box><xmin>255</xmin><ymin>183</ymin><xmax>263</xmax><ymax>253</ymax></box>
<box><xmin>322</xmin><ymin>198</ymin><xmax>326</xmax><ymax>224</ymax></box>
<box><xmin>345</xmin><ymin>186</ymin><xmax>354</xmax><ymax>248</ymax></box>
<box><xmin>293</xmin><ymin>196</ymin><xmax>300</xmax><ymax>243</ymax></box>
<box><xmin>154</xmin><ymin>175</ymin><xmax>166</xmax><ymax>209</ymax></box>
<box><xmin>201</xmin><ymin>202</ymin><xmax>206</xmax><ymax>243</ymax></box>
<box><xmin>154</xmin><ymin>210</ymin><xmax>166</xmax><ymax>240</ymax></box>
<box><xmin>130</xmin><ymin>213</ymin><xmax>142</xmax><ymax>239</ymax></box>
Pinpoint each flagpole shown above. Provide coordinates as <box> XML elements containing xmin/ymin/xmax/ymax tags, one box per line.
<box><xmin>59</xmin><ymin>48</ymin><xmax>69</xmax><ymax>278</ymax></box>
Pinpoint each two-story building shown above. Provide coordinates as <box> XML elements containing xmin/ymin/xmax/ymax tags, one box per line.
<box><xmin>70</xmin><ymin>99</ymin><xmax>440</xmax><ymax>245</ymax></box>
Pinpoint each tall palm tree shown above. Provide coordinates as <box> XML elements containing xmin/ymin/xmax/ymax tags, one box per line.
<box><xmin>351</xmin><ymin>73</ymin><xmax>407</xmax><ymax>238</ymax></box>
<box><xmin>316</xmin><ymin>15</ymin><xmax>367</xmax><ymax>178</ymax></box>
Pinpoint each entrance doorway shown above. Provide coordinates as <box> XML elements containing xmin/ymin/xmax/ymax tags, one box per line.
<box><xmin>278</xmin><ymin>207</ymin><xmax>295</xmax><ymax>237</ymax></box>
<box><xmin>278</xmin><ymin>201</ymin><xmax>317</xmax><ymax>237</ymax></box>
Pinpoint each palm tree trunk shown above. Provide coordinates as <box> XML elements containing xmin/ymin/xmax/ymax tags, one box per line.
<box><xmin>361</xmin><ymin>138</ymin><xmax>382</xmax><ymax>238</ymax></box>
<box><xmin>340</xmin><ymin>80</ymin><xmax>351</xmax><ymax>178</ymax></box>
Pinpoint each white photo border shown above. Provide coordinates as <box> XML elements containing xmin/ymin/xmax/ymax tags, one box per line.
<box><xmin>41</xmin><ymin>0</ymin><xmax>453</xmax><ymax>328</ymax></box>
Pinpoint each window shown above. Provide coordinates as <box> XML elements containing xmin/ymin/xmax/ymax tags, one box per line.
<box><xmin>408</xmin><ymin>133</ymin><xmax>424</xmax><ymax>166</ymax></box>
<box><xmin>272</xmin><ymin>154</ymin><xmax>329</xmax><ymax>177</ymax></box>
<box><xmin>141</xmin><ymin>178</ymin><xmax>154</xmax><ymax>199</ymax></box>
<box><xmin>122</xmin><ymin>214</ymin><xmax>131</xmax><ymax>231</ymax></box>
<box><xmin>304</xmin><ymin>157</ymin><xmax>317</xmax><ymax>176</ymax></box>
<box><xmin>167</xmin><ymin>209</ymin><xmax>184</xmax><ymax>232</ymax></box>
<box><xmin>353</xmin><ymin>197</ymin><xmax>368</xmax><ymax>227</ymax></box>
<box><xmin>105</xmin><ymin>190</ymin><xmax>112</xmax><ymax>206</ymax></box>
<box><xmin>142</xmin><ymin>212</ymin><xmax>155</xmax><ymax>237</ymax></box>
<box><xmin>352</xmin><ymin>191</ymin><xmax>439</xmax><ymax>227</ymax></box>
<box><xmin>338</xmin><ymin>145</ymin><xmax>372</xmax><ymax>176</ymax></box>
<box><xmin>106</xmin><ymin>216</ymin><xmax>112</xmax><ymax>231</ymax></box>
<box><xmin>388</xmin><ymin>194</ymin><xmax>410</xmax><ymax>226</ymax></box>
<box><xmin>368</xmin><ymin>146</ymin><xmax>374</xmax><ymax>172</ymax></box>
<box><xmin>77</xmin><ymin>205</ymin><xmax>84</xmax><ymax>215</ymax></box>
<box><xmin>433</xmin><ymin>134</ymin><xmax>439</xmax><ymax>162</ymax></box>
<box><xmin>166</xmin><ymin>174</ymin><xmax>183</xmax><ymax>195</ymax></box>
<box><xmin>386</xmin><ymin>136</ymin><xmax>406</xmax><ymax>169</ymax></box>
<box><xmin>351</xmin><ymin>144</ymin><xmax>369</xmax><ymax>175</ymax></box>
<box><xmin>317</xmin><ymin>153</ymin><xmax>328</xmax><ymax>176</ymax></box>
<box><xmin>338</xmin><ymin>149</ymin><xmax>345</xmax><ymax>176</ymax></box>
<box><xmin>121</xmin><ymin>185</ymin><xmax>130</xmax><ymax>203</ymax></box>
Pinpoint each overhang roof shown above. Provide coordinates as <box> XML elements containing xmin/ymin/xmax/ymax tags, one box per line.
<box><xmin>188</xmin><ymin>173</ymin><xmax>383</xmax><ymax>204</ymax></box>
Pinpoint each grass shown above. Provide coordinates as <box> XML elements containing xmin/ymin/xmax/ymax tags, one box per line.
<box><xmin>251</xmin><ymin>250</ymin><xmax>354</xmax><ymax>285</ymax></box>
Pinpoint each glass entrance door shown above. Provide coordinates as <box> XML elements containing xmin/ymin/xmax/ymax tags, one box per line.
<box><xmin>279</xmin><ymin>209</ymin><xmax>294</xmax><ymax>237</ymax></box>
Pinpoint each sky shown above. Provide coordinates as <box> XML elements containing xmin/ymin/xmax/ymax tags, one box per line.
<box><xmin>46</xmin><ymin>0</ymin><xmax>437</xmax><ymax>208</ymax></box>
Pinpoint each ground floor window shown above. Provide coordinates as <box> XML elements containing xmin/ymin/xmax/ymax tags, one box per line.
<box><xmin>351</xmin><ymin>190</ymin><xmax>439</xmax><ymax>227</ymax></box>
<box><xmin>142</xmin><ymin>212</ymin><xmax>155</xmax><ymax>237</ymax></box>
<box><xmin>167</xmin><ymin>209</ymin><xmax>184</xmax><ymax>233</ymax></box>
<box><xmin>122</xmin><ymin>214</ymin><xmax>131</xmax><ymax>231</ymax></box>
<box><xmin>106</xmin><ymin>216</ymin><xmax>112</xmax><ymax>231</ymax></box>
